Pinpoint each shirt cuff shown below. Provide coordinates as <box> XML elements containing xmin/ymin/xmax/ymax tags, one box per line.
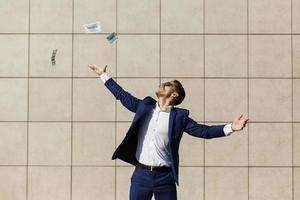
<box><xmin>99</xmin><ymin>72</ymin><xmax>110</xmax><ymax>83</ymax></box>
<box><xmin>223</xmin><ymin>123</ymin><xmax>234</xmax><ymax>136</ymax></box>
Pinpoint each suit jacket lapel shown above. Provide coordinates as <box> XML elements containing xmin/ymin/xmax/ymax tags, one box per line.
<box><xmin>168</xmin><ymin>108</ymin><xmax>177</xmax><ymax>141</ymax></box>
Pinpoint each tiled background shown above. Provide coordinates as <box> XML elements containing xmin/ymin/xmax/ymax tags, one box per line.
<box><xmin>0</xmin><ymin>0</ymin><xmax>299</xmax><ymax>199</ymax></box>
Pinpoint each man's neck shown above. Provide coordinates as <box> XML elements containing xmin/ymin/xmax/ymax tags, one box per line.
<box><xmin>158</xmin><ymin>99</ymin><xmax>171</xmax><ymax>110</ymax></box>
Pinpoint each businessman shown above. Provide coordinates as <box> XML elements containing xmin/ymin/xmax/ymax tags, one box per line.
<box><xmin>88</xmin><ymin>64</ymin><xmax>248</xmax><ymax>200</ymax></box>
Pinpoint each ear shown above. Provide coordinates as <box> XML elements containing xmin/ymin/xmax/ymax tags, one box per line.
<box><xmin>172</xmin><ymin>92</ymin><xmax>179</xmax><ymax>98</ymax></box>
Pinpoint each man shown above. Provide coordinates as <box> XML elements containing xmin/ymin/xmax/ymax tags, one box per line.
<box><xmin>88</xmin><ymin>64</ymin><xmax>248</xmax><ymax>200</ymax></box>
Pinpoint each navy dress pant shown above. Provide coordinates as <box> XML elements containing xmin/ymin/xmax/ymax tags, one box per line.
<box><xmin>129</xmin><ymin>165</ymin><xmax>177</xmax><ymax>200</ymax></box>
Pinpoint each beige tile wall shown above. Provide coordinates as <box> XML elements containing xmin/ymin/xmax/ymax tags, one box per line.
<box><xmin>0</xmin><ymin>0</ymin><xmax>299</xmax><ymax>199</ymax></box>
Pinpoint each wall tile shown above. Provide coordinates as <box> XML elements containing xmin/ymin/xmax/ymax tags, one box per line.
<box><xmin>249</xmin><ymin>123</ymin><xmax>292</xmax><ymax>166</ymax></box>
<box><xmin>293</xmin><ymin>0</ymin><xmax>300</xmax><ymax>33</ymax></box>
<box><xmin>205</xmin><ymin>167</ymin><xmax>248</xmax><ymax>200</ymax></box>
<box><xmin>30</xmin><ymin>0</ymin><xmax>72</xmax><ymax>33</ymax></box>
<box><xmin>0</xmin><ymin>122</ymin><xmax>27</xmax><ymax>165</ymax></box>
<box><xmin>73</xmin><ymin>78</ymin><xmax>115</xmax><ymax>121</ymax></box>
<box><xmin>72</xmin><ymin>122</ymin><xmax>115</xmax><ymax>165</ymax></box>
<box><xmin>0</xmin><ymin>167</ymin><xmax>26</xmax><ymax>200</ymax></box>
<box><xmin>249</xmin><ymin>79</ymin><xmax>292</xmax><ymax>122</ymax></box>
<box><xmin>177</xmin><ymin>167</ymin><xmax>203</xmax><ymax>200</ymax></box>
<box><xmin>74</xmin><ymin>0</ymin><xmax>116</xmax><ymax>33</ymax></box>
<box><xmin>161</xmin><ymin>35</ymin><xmax>203</xmax><ymax>77</ymax></box>
<box><xmin>73</xmin><ymin>35</ymin><xmax>116</xmax><ymax>77</ymax></box>
<box><xmin>28</xmin><ymin>167</ymin><xmax>70</xmax><ymax>200</ymax></box>
<box><xmin>161</xmin><ymin>0</ymin><xmax>203</xmax><ymax>33</ymax></box>
<box><xmin>30</xmin><ymin>35</ymin><xmax>72</xmax><ymax>77</ymax></box>
<box><xmin>116</xmin><ymin>167</ymin><xmax>135</xmax><ymax>200</ymax></box>
<box><xmin>0</xmin><ymin>35</ymin><xmax>28</xmax><ymax>77</ymax></box>
<box><xmin>205</xmin><ymin>79</ymin><xmax>248</xmax><ymax>122</ymax></box>
<box><xmin>29</xmin><ymin>78</ymin><xmax>72</xmax><ymax>121</ymax></box>
<box><xmin>294</xmin><ymin>123</ymin><xmax>300</xmax><ymax>166</ymax></box>
<box><xmin>205</xmin><ymin>35</ymin><xmax>247</xmax><ymax>77</ymax></box>
<box><xmin>118</xmin><ymin>0</ymin><xmax>159</xmax><ymax>33</ymax></box>
<box><xmin>179</xmin><ymin>133</ymin><xmax>204</xmax><ymax>166</ymax></box>
<box><xmin>205</xmin><ymin>122</ymin><xmax>248</xmax><ymax>166</ymax></box>
<box><xmin>0</xmin><ymin>0</ymin><xmax>29</xmax><ymax>33</ymax></box>
<box><xmin>294</xmin><ymin>79</ymin><xmax>300</xmax><ymax>121</ymax></box>
<box><xmin>295</xmin><ymin>168</ymin><xmax>300</xmax><ymax>200</ymax></box>
<box><xmin>293</xmin><ymin>36</ymin><xmax>300</xmax><ymax>77</ymax></box>
<box><xmin>72</xmin><ymin>167</ymin><xmax>115</xmax><ymax>200</ymax></box>
<box><xmin>0</xmin><ymin>78</ymin><xmax>27</xmax><ymax>121</ymax></box>
<box><xmin>117</xmin><ymin>35</ymin><xmax>159</xmax><ymax>77</ymax></box>
<box><xmin>249</xmin><ymin>0</ymin><xmax>291</xmax><ymax>33</ymax></box>
<box><xmin>28</xmin><ymin>122</ymin><xmax>71</xmax><ymax>165</ymax></box>
<box><xmin>249</xmin><ymin>168</ymin><xmax>292</xmax><ymax>200</ymax></box>
<box><xmin>249</xmin><ymin>35</ymin><xmax>291</xmax><ymax>77</ymax></box>
<box><xmin>205</xmin><ymin>0</ymin><xmax>247</xmax><ymax>33</ymax></box>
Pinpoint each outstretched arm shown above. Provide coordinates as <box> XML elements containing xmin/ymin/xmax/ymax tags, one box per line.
<box><xmin>184</xmin><ymin>115</ymin><xmax>230</xmax><ymax>139</ymax></box>
<box><xmin>88</xmin><ymin>64</ymin><xmax>141</xmax><ymax>113</ymax></box>
<box><xmin>184</xmin><ymin>113</ymin><xmax>249</xmax><ymax>139</ymax></box>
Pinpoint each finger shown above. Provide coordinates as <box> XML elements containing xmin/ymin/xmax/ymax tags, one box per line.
<box><xmin>88</xmin><ymin>64</ymin><xmax>95</xmax><ymax>69</ymax></box>
<box><xmin>238</xmin><ymin>114</ymin><xmax>243</xmax><ymax>120</ymax></box>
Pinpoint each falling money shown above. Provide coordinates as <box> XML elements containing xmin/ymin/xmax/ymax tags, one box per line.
<box><xmin>51</xmin><ymin>49</ymin><xmax>58</xmax><ymax>66</ymax></box>
<box><xmin>83</xmin><ymin>22</ymin><xmax>102</xmax><ymax>33</ymax></box>
<box><xmin>106</xmin><ymin>32</ymin><xmax>118</xmax><ymax>44</ymax></box>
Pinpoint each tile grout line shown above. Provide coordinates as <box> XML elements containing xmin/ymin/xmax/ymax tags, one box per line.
<box><xmin>2</xmin><ymin>32</ymin><xmax>300</xmax><ymax>35</ymax></box>
<box><xmin>291</xmin><ymin>0</ymin><xmax>294</xmax><ymax>199</ymax></box>
<box><xmin>26</xmin><ymin>0</ymin><xmax>31</xmax><ymax>199</ymax></box>
<box><xmin>1</xmin><ymin>164</ymin><xmax>299</xmax><ymax>167</ymax></box>
<box><xmin>70</xmin><ymin>0</ymin><xmax>74</xmax><ymax>199</ymax></box>
<box><xmin>1</xmin><ymin>120</ymin><xmax>299</xmax><ymax>123</ymax></box>
<box><xmin>159</xmin><ymin>0</ymin><xmax>162</xmax><ymax>87</ymax></box>
<box><xmin>3</xmin><ymin>76</ymin><xmax>300</xmax><ymax>79</ymax></box>
<box><xmin>115</xmin><ymin>0</ymin><xmax>118</xmax><ymax>199</ymax></box>
<box><xmin>203</xmin><ymin>0</ymin><xmax>206</xmax><ymax>199</ymax></box>
<box><xmin>247</xmin><ymin>0</ymin><xmax>250</xmax><ymax>199</ymax></box>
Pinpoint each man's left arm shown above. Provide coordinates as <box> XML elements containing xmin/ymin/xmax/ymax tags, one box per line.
<box><xmin>184</xmin><ymin>114</ymin><xmax>248</xmax><ymax>139</ymax></box>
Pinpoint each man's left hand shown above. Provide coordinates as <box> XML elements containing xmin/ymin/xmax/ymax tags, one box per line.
<box><xmin>232</xmin><ymin>114</ymin><xmax>248</xmax><ymax>131</ymax></box>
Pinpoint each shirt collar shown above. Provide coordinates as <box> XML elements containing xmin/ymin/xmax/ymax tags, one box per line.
<box><xmin>155</xmin><ymin>102</ymin><xmax>173</xmax><ymax>112</ymax></box>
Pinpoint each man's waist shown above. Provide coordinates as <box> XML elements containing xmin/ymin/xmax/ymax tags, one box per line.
<box><xmin>137</xmin><ymin>161</ymin><xmax>172</xmax><ymax>172</ymax></box>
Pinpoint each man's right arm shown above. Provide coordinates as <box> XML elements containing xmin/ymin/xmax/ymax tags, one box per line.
<box><xmin>99</xmin><ymin>72</ymin><xmax>141</xmax><ymax>113</ymax></box>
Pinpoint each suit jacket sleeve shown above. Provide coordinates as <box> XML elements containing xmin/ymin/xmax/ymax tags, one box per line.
<box><xmin>104</xmin><ymin>77</ymin><xmax>141</xmax><ymax>113</ymax></box>
<box><xmin>184</xmin><ymin>115</ymin><xmax>226</xmax><ymax>139</ymax></box>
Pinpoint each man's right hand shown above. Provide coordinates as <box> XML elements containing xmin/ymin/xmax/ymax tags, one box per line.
<box><xmin>88</xmin><ymin>64</ymin><xmax>107</xmax><ymax>76</ymax></box>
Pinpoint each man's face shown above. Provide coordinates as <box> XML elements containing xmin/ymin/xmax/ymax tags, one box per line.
<box><xmin>155</xmin><ymin>80</ymin><xmax>177</xmax><ymax>99</ymax></box>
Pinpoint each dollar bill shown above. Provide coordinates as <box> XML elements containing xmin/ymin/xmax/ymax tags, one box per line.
<box><xmin>83</xmin><ymin>22</ymin><xmax>102</xmax><ymax>33</ymax></box>
<box><xmin>106</xmin><ymin>32</ymin><xmax>118</xmax><ymax>44</ymax></box>
<box><xmin>51</xmin><ymin>49</ymin><xmax>58</xmax><ymax>66</ymax></box>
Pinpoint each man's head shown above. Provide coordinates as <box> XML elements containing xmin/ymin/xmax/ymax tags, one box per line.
<box><xmin>155</xmin><ymin>80</ymin><xmax>185</xmax><ymax>106</ymax></box>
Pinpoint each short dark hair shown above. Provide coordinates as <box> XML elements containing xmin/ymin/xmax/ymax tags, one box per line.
<box><xmin>170</xmin><ymin>80</ymin><xmax>185</xmax><ymax>106</ymax></box>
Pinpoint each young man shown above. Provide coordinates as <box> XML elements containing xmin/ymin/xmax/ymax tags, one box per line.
<box><xmin>88</xmin><ymin>64</ymin><xmax>248</xmax><ymax>200</ymax></box>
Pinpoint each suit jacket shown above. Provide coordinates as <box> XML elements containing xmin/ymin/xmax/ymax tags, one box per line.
<box><xmin>104</xmin><ymin>77</ymin><xmax>228</xmax><ymax>186</ymax></box>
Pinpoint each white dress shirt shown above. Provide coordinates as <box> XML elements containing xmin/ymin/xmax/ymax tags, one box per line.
<box><xmin>100</xmin><ymin>72</ymin><xmax>234</xmax><ymax>166</ymax></box>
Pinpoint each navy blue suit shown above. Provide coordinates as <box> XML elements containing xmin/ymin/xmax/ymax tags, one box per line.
<box><xmin>104</xmin><ymin>78</ymin><xmax>228</xmax><ymax>187</ymax></box>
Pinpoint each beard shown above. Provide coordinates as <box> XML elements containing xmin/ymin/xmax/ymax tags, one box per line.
<box><xmin>155</xmin><ymin>88</ymin><xmax>172</xmax><ymax>99</ymax></box>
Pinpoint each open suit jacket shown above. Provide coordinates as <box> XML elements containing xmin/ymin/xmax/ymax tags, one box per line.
<box><xmin>104</xmin><ymin>77</ymin><xmax>228</xmax><ymax>186</ymax></box>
